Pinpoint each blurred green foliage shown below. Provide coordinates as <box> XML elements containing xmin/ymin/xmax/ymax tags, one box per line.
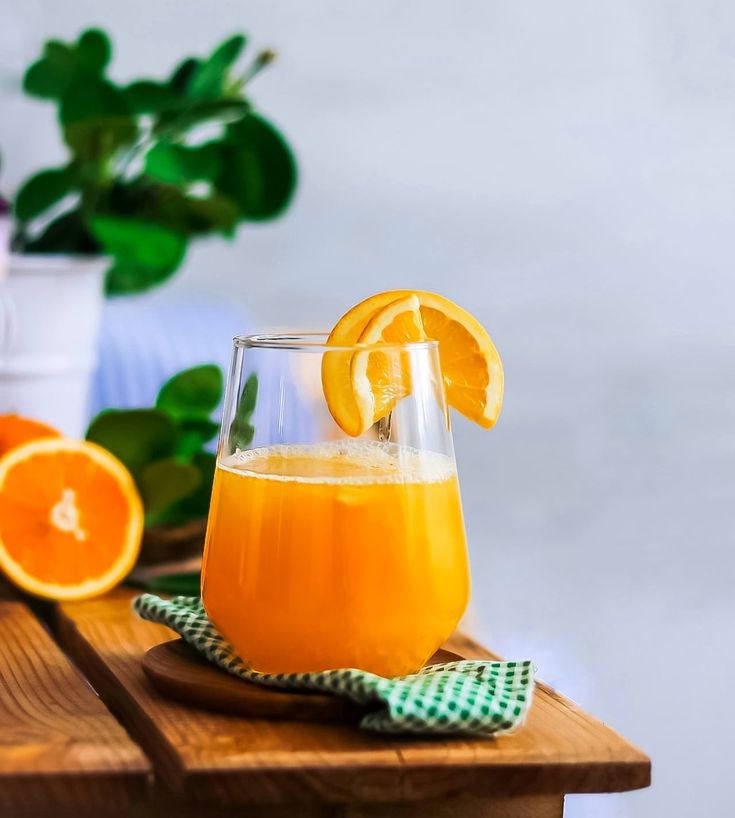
<box><xmin>86</xmin><ymin>364</ymin><xmax>258</xmax><ymax>527</ymax></box>
<box><xmin>127</xmin><ymin>570</ymin><xmax>202</xmax><ymax>596</ymax></box>
<box><xmin>12</xmin><ymin>29</ymin><xmax>297</xmax><ymax>295</ymax></box>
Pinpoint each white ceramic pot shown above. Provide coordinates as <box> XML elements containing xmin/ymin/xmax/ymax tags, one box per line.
<box><xmin>0</xmin><ymin>255</ymin><xmax>106</xmax><ymax>436</ymax></box>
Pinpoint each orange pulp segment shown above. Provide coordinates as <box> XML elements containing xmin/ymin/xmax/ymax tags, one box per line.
<box><xmin>350</xmin><ymin>294</ymin><xmax>427</xmax><ymax>434</ymax></box>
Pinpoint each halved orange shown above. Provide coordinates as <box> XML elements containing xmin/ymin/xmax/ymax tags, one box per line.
<box><xmin>0</xmin><ymin>438</ymin><xmax>143</xmax><ymax>600</ymax></box>
<box><xmin>323</xmin><ymin>290</ymin><xmax>504</xmax><ymax>436</ymax></box>
<box><xmin>351</xmin><ymin>294</ymin><xmax>427</xmax><ymax>432</ymax></box>
<box><xmin>0</xmin><ymin>414</ymin><xmax>60</xmax><ymax>457</ymax></box>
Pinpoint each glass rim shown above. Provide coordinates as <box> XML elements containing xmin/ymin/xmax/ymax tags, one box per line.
<box><xmin>234</xmin><ymin>332</ymin><xmax>439</xmax><ymax>353</ymax></box>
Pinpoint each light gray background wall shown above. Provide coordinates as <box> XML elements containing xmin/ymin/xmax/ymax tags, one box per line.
<box><xmin>2</xmin><ymin>2</ymin><xmax>734</xmax><ymax>816</ymax></box>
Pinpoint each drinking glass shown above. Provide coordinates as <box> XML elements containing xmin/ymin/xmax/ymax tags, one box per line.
<box><xmin>201</xmin><ymin>333</ymin><xmax>469</xmax><ymax>677</ymax></box>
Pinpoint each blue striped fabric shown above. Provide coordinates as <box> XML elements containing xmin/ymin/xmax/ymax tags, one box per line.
<box><xmin>90</xmin><ymin>294</ymin><xmax>250</xmax><ymax>415</ymax></box>
<box><xmin>90</xmin><ymin>295</ymin><xmax>316</xmax><ymax>444</ymax></box>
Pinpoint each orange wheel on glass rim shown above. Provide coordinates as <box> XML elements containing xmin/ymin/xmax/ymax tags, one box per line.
<box><xmin>0</xmin><ymin>438</ymin><xmax>143</xmax><ymax>601</ymax></box>
<box><xmin>349</xmin><ymin>293</ymin><xmax>427</xmax><ymax>433</ymax></box>
<box><xmin>322</xmin><ymin>290</ymin><xmax>504</xmax><ymax>436</ymax></box>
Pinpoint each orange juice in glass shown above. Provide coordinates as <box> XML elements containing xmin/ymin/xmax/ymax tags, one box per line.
<box><xmin>202</xmin><ymin>334</ymin><xmax>470</xmax><ymax>676</ymax></box>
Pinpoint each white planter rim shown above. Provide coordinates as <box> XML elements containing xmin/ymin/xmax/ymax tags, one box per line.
<box><xmin>0</xmin><ymin>354</ymin><xmax>98</xmax><ymax>375</ymax></box>
<box><xmin>8</xmin><ymin>253</ymin><xmax>109</xmax><ymax>275</ymax></box>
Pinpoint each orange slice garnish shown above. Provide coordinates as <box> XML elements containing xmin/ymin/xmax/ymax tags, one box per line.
<box><xmin>350</xmin><ymin>294</ymin><xmax>427</xmax><ymax>433</ymax></box>
<box><xmin>0</xmin><ymin>438</ymin><xmax>143</xmax><ymax>600</ymax></box>
<box><xmin>323</xmin><ymin>290</ymin><xmax>503</xmax><ymax>435</ymax></box>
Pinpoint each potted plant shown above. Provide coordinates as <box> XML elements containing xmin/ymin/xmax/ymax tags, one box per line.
<box><xmin>0</xmin><ymin>28</ymin><xmax>296</xmax><ymax>435</ymax></box>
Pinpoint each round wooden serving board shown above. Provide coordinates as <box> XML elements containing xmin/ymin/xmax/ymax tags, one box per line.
<box><xmin>143</xmin><ymin>639</ymin><xmax>464</xmax><ymax>722</ymax></box>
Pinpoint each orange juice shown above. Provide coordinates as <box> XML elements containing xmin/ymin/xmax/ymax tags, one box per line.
<box><xmin>201</xmin><ymin>441</ymin><xmax>469</xmax><ymax>676</ymax></box>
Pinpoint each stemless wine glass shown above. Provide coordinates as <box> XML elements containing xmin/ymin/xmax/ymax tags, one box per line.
<box><xmin>201</xmin><ymin>333</ymin><xmax>469</xmax><ymax>677</ymax></box>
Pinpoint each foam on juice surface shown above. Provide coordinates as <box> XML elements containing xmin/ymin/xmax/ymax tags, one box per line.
<box><xmin>219</xmin><ymin>440</ymin><xmax>455</xmax><ymax>484</ymax></box>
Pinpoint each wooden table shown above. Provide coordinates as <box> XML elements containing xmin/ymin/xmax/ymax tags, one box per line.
<box><xmin>0</xmin><ymin>586</ymin><xmax>650</xmax><ymax>817</ymax></box>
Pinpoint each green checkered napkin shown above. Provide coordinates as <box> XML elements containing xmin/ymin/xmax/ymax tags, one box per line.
<box><xmin>134</xmin><ymin>593</ymin><xmax>535</xmax><ymax>736</ymax></box>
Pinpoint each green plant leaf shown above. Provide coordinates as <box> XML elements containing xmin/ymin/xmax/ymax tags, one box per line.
<box><xmin>178</xmin><ymin>192</ymin><xmax>240</xmax><ymax>235</ymax></box>
<box><xmin>22</xmin><ymin>208</ymin><xmax>99</xmax><ymax>254</ymax></box>
<box><xmin>86</xmin><ymin>409</ymin><xmax>177</xmax><ymax>474</ymax></box>
<box><xmin>175</xmin><ymin>451</ymin><xmax>216</xmax><ymax>518</ymax></box>
<box><xmin>139</xmin><ymin>459</ymin><xmax>201</xmax><ymax>517</ymax></box>
<box><xmin>123</xmin><ymin>80</ymin><xmax>174</xmax><ymax>113</ymax></box>
<box><xmin>23</xmin><ymin>34</ymin><xmax>108</xmax><ymax>99</ymax></box>
<box><xmin>154</xmin><ymin>99</ymin><xmax>250</xmax><ymax>136</ymax></box>
<box><xmin>144</xmin><ymin>142</ymin><xmax>220</xmax><ymax>185</ymax></box>
<box><xmin>116</xmin><ymin>183</ymin><xmax>238</xmax><ymax>236</ymax></box>
<box><xmin>23</xmin><ymin>59</ymin><xmax>67</xmax><ymax>99</ymax></box>
<box><xmin>230</xmin><ymin>420</ymin><xmax>254</xmax><ymax>449</ymax></box>
<box><xmin>23</xmin><ymin>40</ymin><xmax>79</xmax><ymax>99</ymax></box>
<box><xmin>92</xmin><ymin>215</ymin><xmax>185</xmax><ymax>261</ymax></box>
<box><xmin>229</xmin><ymin>373</ymin><xmax>258</xmax><ymax>449</ymax></box>
<box><xmin>156</xmin><ymin>364</ymin><xmax>223</xmax><ymax>421</ymax></box>
<box><xmin>175</xmin><ymin>419</ymin><xmax>220</xmax><ymax>459</ymax></box>
<box><xmin>14</xmin><ymin>166</ymin><xmax>76</xmax><ymax>222</ymax></box>
<box><xmin>126</xmin><ymin>570</ymin><xmax>201</xmax><ymax>596</ymax></box>
<box><xmin>211</xmin><ymin>35</ymin><xmax>247</xmax><ymax>69</ymax></box>
<box><xmin>188</xmin><ymin>34</ymin><xmax>246</xmax><ymax>100</ymax></box>
<box><xmin>215</xmin><ymin>114</ymin><xmax>297</xmax><ymax>220</ymax></box>
<box><xmin>61</xmin><ymin>78</ymin><xmax>137</xmax><ymax>159</ymax></box>
<box><xmin>44</xmin><ymin>39</ymin><xmax>78</xmax><ymax>75</ymax></box>
<box><xmin>239</xmin><ymin>372</ymin><xmax>258</xmax><ymax>416</ymax></box>
<box><xmin>76</xmin><ymin>28</ymin><xmax>111</xmax><ymax>73</ymax></box>
<box><xmin>91</xmin><ymin>216</ymin><xmax>187</xmax><ymax>295</ymax></box>
<box><xmin>104</xmin><ymin>260</ymin><xmax>173</xmax><ymax>295</ymax></box>
<box><xmin>169</xmin><ymin>57</ymin><xmax>200</xmax><ymax>94</ymax></box>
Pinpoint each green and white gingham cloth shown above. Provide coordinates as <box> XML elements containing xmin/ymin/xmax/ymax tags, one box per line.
<box><xmin>133</xmin><ymin>593</ymin><xmax>535</xmax><ymax>736</ymax></box>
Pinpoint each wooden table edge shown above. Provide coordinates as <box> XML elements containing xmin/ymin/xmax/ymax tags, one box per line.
<box><xmin>52</xmin><ymin>596</ymin><xmax>651</xmax><ymax>807</ymax></box>
<box><xmin>54</xmin><ymin>607</ymin><xmax>186</xmax><ymax>797</ymax></box>
<box><xmin>0</xmin><ymin>592</ymin><xmax>152</xmax><ymax>810</ymax></box>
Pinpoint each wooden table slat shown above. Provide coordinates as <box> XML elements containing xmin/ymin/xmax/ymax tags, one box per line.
<box><xmin>54</xmin><ymin>591</ymin><xmax>650</xmax><ymax>809</ymax></box>
<box><xmin>0</xmin><ymin>597</ymin><xmax>151</xmax><ymax>810</ymax></box>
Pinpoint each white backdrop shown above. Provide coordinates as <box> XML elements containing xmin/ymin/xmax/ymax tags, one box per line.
<box><xmin>2</xmin><ymin>2</ymin><xmax>734</xmax><ymax>816</ymax></box>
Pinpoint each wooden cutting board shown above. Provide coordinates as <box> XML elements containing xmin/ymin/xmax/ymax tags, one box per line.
<box><xmin>142</xmin><ymin>639</ymin><xmax>464</xmax><ymax>722</ymax></box>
